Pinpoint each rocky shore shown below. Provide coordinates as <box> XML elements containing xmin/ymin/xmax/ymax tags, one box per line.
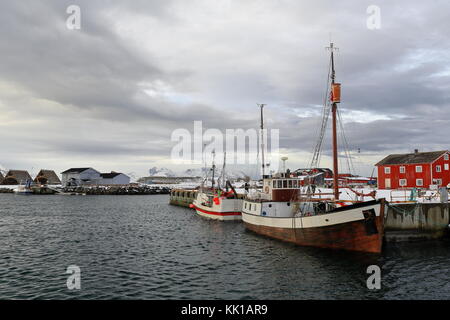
<box><xmin>0</xmin><ymin>185</ymin><xmax>172</xmax><ymax>195</ymax></box>
<box><xmin>62</xmin><ymin>185</ymin><xmax>171</xmax><ymax>195</ymax></box>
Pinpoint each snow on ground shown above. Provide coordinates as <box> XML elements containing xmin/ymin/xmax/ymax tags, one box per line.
<box><xmin>308</xmin><ymin>187</ymin><xmax>448</xmax><ymax>203</ymax></box>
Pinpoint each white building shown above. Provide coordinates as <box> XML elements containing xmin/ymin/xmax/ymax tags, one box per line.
<box><xmin>99</xmin><ymin>172</ymin><xmax>130</xmax><ymax>185</ymax></box>
<box><xmin>61</xmin><ymin>168</ymin><xmax>101</xmax><ymax>186</ymax></box>
<box><xmin>61</xmin><ymin>168</ymin><xmax>130</xmax><ymax>186</ymax></box>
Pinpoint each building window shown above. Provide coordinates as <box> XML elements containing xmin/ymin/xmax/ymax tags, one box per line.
<box><xmin>384</xmin><ymin>167</ymin><xmax>391</xmax><ymax>174</ymax></box>
<box><xmin>416</xmin><ymin>166</ymin><xmax>422</xmax><ymax>173</ymax></box>
<box><xmin>416</xmin><ymin>179</ymin><xmax>423</xmax><ymax>186</ymax></box>
<box><xmin>436</xmin><ymin>165</ymin><xmax>442</xmax><ymax>172</ymax></box>
<box><xmin>399</xmin><ymin>179</ymin><xmax>407</xmax><ymax>187</ymax></box>
<box><xmin>433</xmin><ymin>179</ymin><xmax>442</xmax><ymax>185</ymax></box>
<box><xmin>445</xmin><ymin>154</ymin><xmax>449</xmax><ymax>161</ymax></box>
<box><xmin>400</xmin><ymin>166</ymin><xmax>405</xmax><ymax>174</ymax></box>
<box><xmin>445</xmin><ymin>164</ymin><xmax>449</xmax><ymax>171</ymax></box>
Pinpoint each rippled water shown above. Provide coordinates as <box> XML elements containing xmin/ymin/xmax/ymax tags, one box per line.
<box><xmin>1</xmin><ymin>194</ymin><xmax>450</xmax><ymax>299</ymax></box>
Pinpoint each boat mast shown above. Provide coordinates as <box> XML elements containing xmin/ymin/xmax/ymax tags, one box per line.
<box><xmin>211</xmin><ymin>150</ymin><xmax>216</xmax><ymax>191</ymax></box>
<box><xmin>329</xmin><ymin>42</ymin><xmax>340</xmax><ymax>200</ymax></box>
<box><xmin>221</xmin><ymin>151</ymin><xmax>226</xmax><ymax>190</ymax></box>
<box><xmin>258</xmin><ymin>104</ymin><xmax>266</xmax><ymax>178</ymax></box>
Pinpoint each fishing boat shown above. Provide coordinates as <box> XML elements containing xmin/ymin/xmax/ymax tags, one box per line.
<box><xmin>241</xmin><ymin>43</ymin><xmax>387</xmax><ymax>253</ymax></box>
<box><xmin>191</xmin><ymin>151</ymin><xmax>243</xmax><ymax>221</ymax></box>
<box><xmin>13</xmin><ymin>179</ymin><xmax>33</xmax><ymax>195</ymax></box>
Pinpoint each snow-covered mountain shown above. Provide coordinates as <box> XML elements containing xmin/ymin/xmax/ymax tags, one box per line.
<box><xmin>182</xmin><ymin>167</ymin><xmax>249</xmax><ymax>180</ymax></box>
<box><xmin>183</xmin><ymin>168</ymin><xmax>208</xmax><ymax>177</ymax></box>
<box><xmin>148</xmin><ymin>167</ymin><xmax>176</xmax><ymax>177</ymax></box>
<box><xmin>0</xmin><ymin>164</ymin><xmax>7</xmax><ymax>176</ymax></box>
<box><xmin>126</xmin><ymin>172</ymin><xmax>139</xmax><ymax>182</ymax></box>
<box><xmin>147</xmin><ymin>166</ymin><xmax>250</xmax><ymax>180</ymax></box>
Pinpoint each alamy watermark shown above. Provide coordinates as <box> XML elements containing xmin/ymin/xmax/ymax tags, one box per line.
<box><xmin>66</xmin><ymin>5</ymin><xmax>81</xmax><ymax>30</ymax></box>
<box><xmin>366</xmin><ymin>265</ymin><xmax>381</xmax><ymax>290</ymax></box>
<box><xmin>66</xmin><ymin>265</ymin><xmax>81</xmax><ymax>290</ymax></box>
<box><xmin>366</xmin><ymin>5</ymin><xmax>381</xmax><ymax>30</ymax></box>
<box><xmin>171</xmin><ymin>121</ymin><xmax>280</xmax><ymax>171</ymax></box>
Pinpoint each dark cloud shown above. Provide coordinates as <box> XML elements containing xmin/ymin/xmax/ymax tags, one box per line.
<box><xmin>0</xmin><ymin>1</ymin><xmax>448</xmax><ymax>176</ymax></box>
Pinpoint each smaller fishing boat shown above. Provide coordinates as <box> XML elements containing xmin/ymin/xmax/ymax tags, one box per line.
<box><xmin>191</xmin><ymin>151</ymin><xmax>243</xmax><ymax>221</ymax></box>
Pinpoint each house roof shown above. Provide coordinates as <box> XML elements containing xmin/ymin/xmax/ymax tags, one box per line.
<box><xmin>375</xmin><ymin>150</ymin><xmax>448</xmax><ymax>166</ymax></box>
<box><xmin>61</xmin><ymin>168</ymin><xmax>93</xmax><ymax>174</ymax></box>
<box><xmin>34</xmin><ymin>169</ymin><xmax>62</xmax><ymax>184</ymax></box>
<box><xmin>4</xmin><ymin>170</ymin><xmax>32</xmax><ymax>182</ymax></box>
<box><xmin>100</xmin><ymin>172</ymin><xmax>123</xmax><ymax>179</ymax></box>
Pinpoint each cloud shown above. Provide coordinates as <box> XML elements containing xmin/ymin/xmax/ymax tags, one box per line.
<box><xmin>0</xmin><ymin>0</ymin><xmax>448</xmax><ymax>177</ymax></box>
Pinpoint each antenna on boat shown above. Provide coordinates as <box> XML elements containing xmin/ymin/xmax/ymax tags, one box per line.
<box><xmin>258</xmin><ymin>103</ymin><xmax>266</xmax><ymax>179</ymax></box>
<box><xmin>327</xmin><ymin>42</ymin><xmax>341</xmax><ymax>200</ymax></box>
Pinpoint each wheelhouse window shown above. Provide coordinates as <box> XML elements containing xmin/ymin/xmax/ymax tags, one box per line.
<box><xmin>293</xmin><ymin>180</ymin><xmax>298</xmax><ymax>188</ymax></box>
<box><xmin>273</xmin><ymin>180</ymin><xmax>276</xmax><ymax>188</ymax></box>
<box><xmin>288</xmin><ymin>180</ymin><xmax>292</xmax><ymax>188</ymax></box>
<box><xmin>277</xmin><ymin>180</ymin><xmax>282</xmax><ymax>188</ymax></box>
<box><xmin>283</xmin><ymin>180</ymin><xmax>287</xmax><ymax>188</ymax></box>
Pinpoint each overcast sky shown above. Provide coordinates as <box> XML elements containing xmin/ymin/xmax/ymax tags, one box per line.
<box><xmin>0</xmin><ymin>0</ymin><xmax>449</xmax><ymax>178</ymax></box>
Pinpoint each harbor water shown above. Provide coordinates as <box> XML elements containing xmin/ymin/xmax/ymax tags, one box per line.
<box><xmin>1</xmin><ymin>194</ymin><xmax>450</xmax><ymax>300</ymax></box>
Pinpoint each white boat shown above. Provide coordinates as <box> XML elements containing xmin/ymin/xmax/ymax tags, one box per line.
<box><xmin>191</xmin><ymin>151</ymin><xmax>243</xmax><ymax>221</ymax></box>
<box><xmin>192</xmin><ymin>189</ymin><xmax>243</xmax><ymax>221</ymax></box>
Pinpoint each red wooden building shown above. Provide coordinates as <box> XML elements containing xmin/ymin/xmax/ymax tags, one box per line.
<box><xmin>376</xmin><ymin>150</ymin><xmax>450</xmax><ymax>189</ymax></box>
